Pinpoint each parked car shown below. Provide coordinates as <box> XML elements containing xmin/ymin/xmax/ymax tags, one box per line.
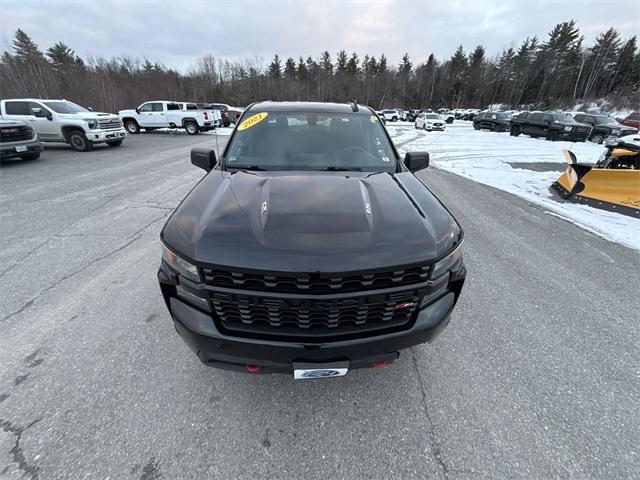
<box><xmin>473</xmin><ymin>111</ymin><xmax>512</xmax><ymax>132</ymax></box>
<box><xmin>572</xmin><ymin>113</ymin><xmax>637</xmax><ymax>144</ymax></box>
<box><xmin>510</xmin><ymin>111</ymin><xmax>591</xmax><ymax>142</ymax></box>
<box><xmin>158</xmin><ymin>101</ymin><xmax>466</xmax><ymax>377</ymax></box>
<box><xmin>618</xmin><ymin>111</ymin><xmax>640</xmax><ymax>131</ymax></box>
<box><xmin>201</xmin><ymin>103</ymin><xmax>235</xmax><ymax>127</ymax></box>
<box><xmin>415</xmin><ymin>113</ymin><xmax>446</xmax><ymax>131</ymax></box>
<box><xmin>119</xmin><ymin>101</ymin><xmax>215</xmax><ymax>135</ymax></box>
<box><xmin>379</xmin><ymin>109</ymin><xmax>401</xmax><ymax>122</ymax></box>
<box><xmin>0</xmin><ymin>98</ymin><xmax>126</xmax><ymax>152</ymax></box>
<box><xmin>406</xmin><ymin>109</ymin><xmax>419</xmax><ymax>122</ymax></box>
<box><xmin>460</xmin><ymin>109</ymin><xmax>481</xmax><ymax>121</ymax></box>
<box><xmin>0</xmin><ymin>119</ymin><xmax>43</xmax><ymax>162</ymax></box>
<box><xmin>177</xmin><ymin>102</ymin><xmax>222</xmax><ymax>127</ymax></box>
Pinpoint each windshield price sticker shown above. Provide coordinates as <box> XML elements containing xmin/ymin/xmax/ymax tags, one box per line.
<box><xmin>238</xmin><ymin>112</ymin><xmax>268</xmax><ymax>131</ymax></box>
<box><xmin>370</xmin><ymin>115</ymin><xmax>379</xmax><ymax>123</ymax></box>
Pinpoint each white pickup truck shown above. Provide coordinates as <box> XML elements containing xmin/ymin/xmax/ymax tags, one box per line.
<box><xmin>177</xmin><ymin>102</ymin><xmax>222</xmax><ymax>128</ymax></box>
<box><xmin>118</xmin><ymin>101</ymin><xmax>215</xmax><ymax>135</ymax></box>
<box><xmin>0</xmin><ymin>98</ymin><xmax>126</xmax><ymax>152</ymax></box>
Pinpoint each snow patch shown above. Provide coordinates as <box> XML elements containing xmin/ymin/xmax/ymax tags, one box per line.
<box><xmin>387</xmin><ymin>122</ymin><xmax>640</xmax><ymax>251</ymax></box>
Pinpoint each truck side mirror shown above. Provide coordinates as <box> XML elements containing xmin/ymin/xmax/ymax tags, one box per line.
<box><xmin>32</xmin><ymin>108</ymin><xmax>46</xmax><ymax>118</ymax></box>
<box><xmin>191</xmin><ymin>148</ymin><xmax>217</xmax><ymax>172</ymax></box>
<box><xmin>135</xmin><ymin>107</ymin><xmax>140</xmax><ymax>114</ymax></box>
<box><xmin>404</xmin><ymin>152</ymin><xmax>430</xmax><ymax>172</ymax></box>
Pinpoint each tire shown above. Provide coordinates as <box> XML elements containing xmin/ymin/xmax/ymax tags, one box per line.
<box><xmin>473</xmin><ymin>123</ymin><xmax>480</xmax><ymax>130</ymax></box>
<box><xmin>414</xmin><ymin>122</ymin><xmax>419</xmax><ymax>129</ymax></box>
<box><xmin>20</xmin><ymin>152</ymin><xmax>40</xmax><ymax>161</ymax></box>
<box><xmin>107</xmin><ymin>139</ymin><xmax>124</xmax><ymax>147</ymax></box>
<box><xmin>124</xmin><ymin>120</ymin><xmax>140</xmax><ymax>134</ymax></box>
<box><xmin>68</xmin><ymin>131</ymin><xmax>93</xmax><ymax>152</ymax></box>
<box><xmin>591</xmin><ymin>133</ymin><xmax>605</xmax><ymax>144</ymax></box>
<box><xmin>392</xmin><ymin>116</ymin><xmax>398</xmax><ymax>122</ymax></box>
<box><xmin>546</xmin><ymin>130</ymin><xmax>559</xmax><ymax>142</ymax></box>
<box><xmin>510</xmin><ymin>126</ymin><xmax>520</xmax><ymax>137</ymax></box>
<box><xmin>185</xmin><ymin>121</ymin><xmax>199</xmax><ymax>135</ymax></box>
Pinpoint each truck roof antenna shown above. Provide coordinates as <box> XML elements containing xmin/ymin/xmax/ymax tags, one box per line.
<box><xmin>350</xmin><ymin>101</ymin><xmax>359</xmax><ymax>112</ymax></box>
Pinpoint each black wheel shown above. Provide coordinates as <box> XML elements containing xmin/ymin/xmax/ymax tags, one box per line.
<box><xmin>20</xmin><ymin>152</ymin><xmax>40</xmax><ymax>160</ymax></box>
<box><xmin>185</xmin><ymin>121</ymin><xmax>199</xmax><ymax>135</ymax></box>
<box><xmin>590</xmin><ymin>133</ymin><xmax>605</xmax><ymax>144</ymax></box>
<box><xmin>392</xmin><ymin>116</ymin><xmax>398</xmax><ymax>122</ymax></box>
<box><xmin>414</xmin><ymin>122</ymin><xmax>419</xmax><ymax>129</ymax></box>
<box><xmin>546</xmin><ymin>130</ymin><xmax>559</xmax><ymax>142</ymax></box>
<box><xmin>473</xmin><ymin>123</ymin><xmax>480</xmax><ymax>130</ymax></box>
<box><xmin>68</xmin><ymin>131</ymin><xmax>93</xmax><ymax>152</ymax></box>
<box><xmin>124</xmin><ymin>120</ymin><xmax>140</xmax><ymax>134</ymax></box>
<box><xmin>107</xmin><ymin>139</ymin><xmax>124</xmax><ymax>147</ymax></box>
<box><xmin>510</xmin><ymin>126</ymin><xmax>520</xmax><ymax>137</ymax></box>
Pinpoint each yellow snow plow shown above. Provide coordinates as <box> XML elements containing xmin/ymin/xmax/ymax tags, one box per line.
<box><xmin>552</xmin><ymin>136</ymin><xmax>640</xmax><ymax>218</ymax></box>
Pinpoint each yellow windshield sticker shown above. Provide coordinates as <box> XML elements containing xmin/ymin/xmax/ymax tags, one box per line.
<box><xmin>238</xmin><ymin>112</ymin><xmax>268</xmax><ymax>131</ymax></box>
<box><xmin>370</xmin><ymin>115</ymin><xmax>379</xmax><ymax>123</ymax></box>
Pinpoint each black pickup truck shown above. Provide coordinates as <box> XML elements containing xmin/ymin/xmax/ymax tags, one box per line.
<box><xmin>510</xmin><ymin>112</ymin><xmax>592</xmax><ymax>142</ymax></box>
<box><xmin>157</xmin><ymin>101</ymin><xmax>466</xmax><ymax>378</ymax></box>
<box><xmin>572</xmin><ymin>113</ymin><xmax>637</xmax><ymax>144</ymax></box>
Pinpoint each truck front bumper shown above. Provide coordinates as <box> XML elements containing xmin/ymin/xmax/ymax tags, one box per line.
<box><xmin>168</xmin><ymin>294</ymin><xmax>455</xmax><ymax>374</ymax></box>
<box><xmin>86</xmin><ymin>128</ymin><xmax>127</xmax><ymax>143</ymax></box>
<box><xmin>0</xmin><ymin>140</ymin><xmax>43</xmax><ymax>159</ymax></box>
<box><xmin>158</xmin><ymin>262</ymin><xmax>465</xmax><ymax>374</ymax></box>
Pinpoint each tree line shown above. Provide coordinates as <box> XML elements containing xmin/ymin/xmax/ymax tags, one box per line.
<box><xmin>0</xmin><ymin>21</ymin><xmax>637</xmax><ymax>113</ymax></box>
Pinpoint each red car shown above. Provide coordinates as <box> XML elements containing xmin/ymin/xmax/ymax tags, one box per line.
<box><xmin>619</xmin><ymin>112</ymin><xmax>640</xmax><ymax>131</ymax></box>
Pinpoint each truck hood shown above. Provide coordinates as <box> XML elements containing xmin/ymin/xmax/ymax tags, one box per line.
<box><xmin>161</xmin><ymin>170</ymin><xmax>462</xmax><ymax>273</ymax></box>
<box><xmin>57</xmin><ymin>112</ymin><xmax>119</xmax><ymax>120</ymax></box>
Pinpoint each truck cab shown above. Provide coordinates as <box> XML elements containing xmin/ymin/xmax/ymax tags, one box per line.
<box><xmin>118</xmin><ymin>101</ymin><xmax>214</xmax><ymax>135</ymax></box>
<box><xmin>0</xmin><ymin>99</ymin><xmax>126</xmax><ymax>152</ymax></box>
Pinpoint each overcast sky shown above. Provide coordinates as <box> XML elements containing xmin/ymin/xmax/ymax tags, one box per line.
<box><xmin>1</xmin><ymin>0</ymin><xmax>639</xmax><ymax>71</ymax></box>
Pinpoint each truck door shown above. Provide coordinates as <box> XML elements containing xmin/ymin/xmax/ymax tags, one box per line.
<box><xmin>525</xmin><ymin>113</ymin><xmax>545</xmax><ymax>137</ymax></box>
<box><xmin>137</xmin><ymin>102</ymin><xmax>165</xmax><ymax>127</ymax></box>
<box><xmin>29</xmin><ymin>102</ymin><xmax>61</xmax><ymax>140</ymax></box>
<box><xmin>165</xmin><ymin>103</ymin><xmax>182</xmax><ymax>126</ymax></box>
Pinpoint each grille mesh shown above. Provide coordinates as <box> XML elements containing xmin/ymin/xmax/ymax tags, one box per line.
<box><xmin>0</xmin><ymin>126</ymin><xmax>33</xmax><ymax>142</ymax></box>
<box><xmin>203</xmin><ymin>266</ymin><xmax>429</xmax><ymax>295</ymax></box>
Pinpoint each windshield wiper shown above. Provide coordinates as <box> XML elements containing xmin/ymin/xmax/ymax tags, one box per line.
<box><xmin>227</xmin><ymin>165</ymin><xmax>267</xmax><ymax>171</ymax></box>
<box><xmin>323</xmin><ymin>166</ymin><xmax>362</xmax><ymax>171</ymax></box>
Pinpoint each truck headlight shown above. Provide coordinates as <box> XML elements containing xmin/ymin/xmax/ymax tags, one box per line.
<box><xmin>611</xmin><ymin>129</ymin><xmax>620</xmax><ymax>135</ymax></box>
<box><xmin>84</xmin><ymin>119</ymin><xmax>98</xmax><ymax>129</ymax></box>
<box><xmin>430</xmin><ymin>242</ymin><xmax>463</xmax><ymax>280</ymax></box>
<box><xmin>564</xmin><ymin>126</ymin><xmax>572</xmax><ymax>132</ymax></box>
<box><xmin>161</xmin><ymin>243</ymin><xmax>201</xmax><ymax>282</ymax></box>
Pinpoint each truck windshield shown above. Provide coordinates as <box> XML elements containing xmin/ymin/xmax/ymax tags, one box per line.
<box><xmin>43</xmin><ymin>101</ymin><xmax>89</xmax><ymax>113</ymax></box>
<box><xmin>225</xmin><ymin>112</ymin><xmax>397</xmax><ymax>172</ymax></box>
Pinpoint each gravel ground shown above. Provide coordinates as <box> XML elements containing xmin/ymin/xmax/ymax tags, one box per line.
<box><xmin>0</xmin><ymin>132</ymin><xmax>638</xmax><ymax>479</ymax></box>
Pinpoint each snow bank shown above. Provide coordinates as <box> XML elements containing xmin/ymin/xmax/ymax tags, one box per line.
<box><xmin>387</xmin><ymin>123</ymin><xmax>640</xmax><ymax>251</ymax></box>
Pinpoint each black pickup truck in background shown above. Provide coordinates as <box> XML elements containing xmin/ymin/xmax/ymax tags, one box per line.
<box><xmin>572</xmin><ymin>113</ymin><xmax>637</xmax><ymax>144</ymax></box>
<box><xmin>510</xmin><ymin>112</ymin><xmax>592</xmax><ymax>142</ymax></box>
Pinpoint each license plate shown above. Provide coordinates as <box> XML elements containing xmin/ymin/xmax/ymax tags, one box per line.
<box><xmin>293</xmin><ymin>361</ymin><xmax>349</xmax><ymax>380</ymax></box>
<box><xmin>15</xmin><ymin>146</ymin><xmax>27</xmax><ymax>152</ymax></box>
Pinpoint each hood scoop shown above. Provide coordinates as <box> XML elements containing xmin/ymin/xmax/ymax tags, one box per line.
<box><xmin>250</xmin><ymin>175</ymin><xmax>376</xmax><ymax>250</ymax></box>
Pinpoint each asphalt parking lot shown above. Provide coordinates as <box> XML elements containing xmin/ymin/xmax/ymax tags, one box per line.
<box><xmin>1</xmin><ymin>133</ymin><xmax>638</xmax><ymax>479</ymax></box>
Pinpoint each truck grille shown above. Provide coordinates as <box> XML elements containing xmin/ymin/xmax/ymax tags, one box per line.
<box><xmin>203</xmin><ymin>265</ymin><xmax>429</xmax><ymax>295</ymax></box>
<box><xmin>97</xmin><ymin>118</ymin><xmax>122</xmax><ymax>130</ymax></box>
<box><xmin>0</xmin><ymin>126</ymin><xmax>33</xmax><ymax>142</ymax></box>
<box><xmin>211</xmin><ymin>288</ymin><xmax>421</xmax><ymax>338</ymax></box>
<box><xmin>202</xmin><ymin>265</ymin><xmax>431</xmax><ymax>339</ymax></box>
